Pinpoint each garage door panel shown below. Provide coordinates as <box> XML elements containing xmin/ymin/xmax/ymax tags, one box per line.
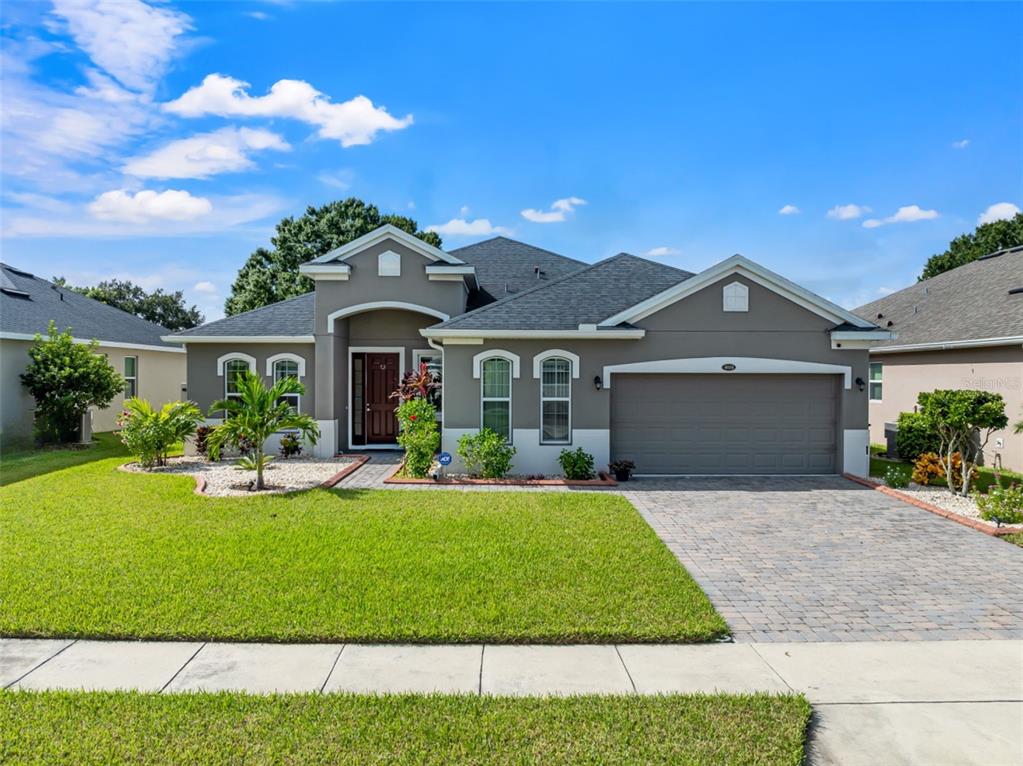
<box><xmin>610</xmin><ymin>374</ymin><xmax>838</xmax><ymax>475</ymax></box>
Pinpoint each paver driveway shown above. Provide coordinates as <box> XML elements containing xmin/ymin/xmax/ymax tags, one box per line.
<box><xmin>622</xmin><ymin>477</ymin><xmax>1023</xmax><ymax>642</ymax></box>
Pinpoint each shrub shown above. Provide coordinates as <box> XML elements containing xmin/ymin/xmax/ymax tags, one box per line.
<box><xmin>194</xmin><ymin>425</ymin><xmax>218</xmax><ymax>461</ymax></box>
<box><xmin>976</xmin><ymin>484</ymin><xmax>1023</xmax><ymax>527</ymax></box>
<box><xmin>883</xmin><ymin>464</ymin><xmax>911</xmax><ymax>489</ymax></box>
<box><xmin>20</xmin><ymin>321</ymin><xmax>124</xmax><ymax>444</ymax></box>
<box><xmin>912</xmin><ymin>452</ymin><xmax>977</xmax><ymax>490</ymax></box>
<box><xmin>609</xmin><ymin>459</ymin><xmax>636</xmax><ymax>481</ymax></box>
<box><xmin>457</xmin><ymin>429</ymin><xmax>516</xmax><ymax>478</ymax></box>
<box><xmin>895</xmin><ymin>411</ymin><xmax>941</xmax><ymax>461</ymax></box>
<box><xmin>279</xmin><ymin>432</ymin><xmax>303</xmax><ymax>459</ymax></box>
<box><xmin>396</xmin><ymin>398</ymin><xmax>440</xmax><ymax>478</ymax></box>
<box><xmin>118</xmin><ymin>398</ymin><xmax>203</xmax><ymax>468</ymax></box>
<box><xmin>558</xmin><ymin>447</ymin><xmax>595</xmax><ymax>480</ymax></box>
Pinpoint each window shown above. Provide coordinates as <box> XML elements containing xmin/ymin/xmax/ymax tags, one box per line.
<box><xmin>378</xmin><ymin>250</ymin><xmax>401</xmax><ymax>277</ymax></box>
<box><xmin>869</xmin><ymin>362</ymin><xmax>883</xmax><ymax>401</ymax></box>
<box><xmin>123</xmin><ymin>356</ymin><xmax>138</xmax><ymax>398</ymax></box>
<box><xmin>540</xmin><ymin>357</ymin><xmax>571</xmax><ymax>444</ymax></box>
<box><xmin>413</xmin><ymin>350</ymin><xmax>443</xmax><ymax>418</ymax></box>
<box><xmin>273</xmin><ymin>359</ymin><xmax>300</xmax><ymax>413</ymax></box>
<box><xmin>723</xmin><ymin>281</ymin><xmax>749</xmax><ymax>312</ymax></box>
<box><xmin>480</xmin><ymin>357</ymin><xmax>511</xmax><ymax>441</ymax></box>
<box><xmin>224</xmin><ymin>359</ymin><xmax>249</xmax><ymax>403</ymax></box>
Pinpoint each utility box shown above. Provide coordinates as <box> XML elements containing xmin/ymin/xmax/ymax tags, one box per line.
<box><xmin>884</xmin><ymin>421</ymin><xmax>898</xmax><ymax>458</ymax></box>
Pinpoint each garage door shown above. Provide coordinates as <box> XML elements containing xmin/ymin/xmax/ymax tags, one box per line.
<box><xmin>610</xmin><ymin>374</ymin><xmax>838</xmax><ymax>474</ymax></box>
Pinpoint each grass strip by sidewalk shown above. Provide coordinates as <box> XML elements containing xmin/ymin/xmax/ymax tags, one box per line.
<box><xmin>0</xmin><ymin>690</ymin><xmax>811</xmax><ymax>766</ymax></box>
<box><xmin>0</xmin><ymin>457</ymin><xmax>726</xmax><ymax>643</ymax></box>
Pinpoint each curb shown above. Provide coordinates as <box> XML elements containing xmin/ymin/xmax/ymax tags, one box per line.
<box><xmin>383</xmin><ymin>462</ymin><xmax>618</xmax><ymax>487</ymax></box>
<box><xmin>843</xmin><ymin>473</ymin><xmax>1020</xmax><ymax>537</ymax></box>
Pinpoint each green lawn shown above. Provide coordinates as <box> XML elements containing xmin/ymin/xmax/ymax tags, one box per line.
<box><xmin>0</xmin><ymin>431</ymin><xmax>131</xmax><ymax>486</ymax></box>
<box><xmin>0</xmin><ymin>456</ymin><xmax>726</xmax><ymax>643</ymax></box>
<box><xmin>870</xmin><ymin>455</ymin><xmax>1023</xmax><ymax>493</ymax></box>
<box><xmin>0</xmin><ymin>691</ymin><xmax>811</xmax><ymax>766</ymax></box>
<box><xmin>1003</xmin><ymin>533</ymin><xmax>1023</xmax><ymax>549</ymax></box>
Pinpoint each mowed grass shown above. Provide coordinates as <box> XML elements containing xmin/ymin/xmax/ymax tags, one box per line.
<box><xmin>0</xmin><ymin>432</ymin><xmax>131</xmax><ymax>486</ymax></box>
<box><xmin>0</xmin><ymin>457</ymin><xmax>726</xmax><ymax>642</ymax></box>
<box><xmin>0</xmin><ymin>691</ymin><xmax>811</xmax><ymax>766</ymax></box>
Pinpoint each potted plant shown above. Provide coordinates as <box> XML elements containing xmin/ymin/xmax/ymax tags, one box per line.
<box><xmin>609</xmin><ymin>459</ymin><xmax>635</xmax><ymax>482</ymax></box>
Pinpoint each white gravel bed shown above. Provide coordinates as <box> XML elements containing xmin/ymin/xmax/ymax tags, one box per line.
<box><xmin>124</xmin><ymin>455</ymin><xmax>356</xmax><ymax>496</ymax></box>
<box><xmin>898</xmin><ymin>484</ymin><xmax>1023</xmax><ymax>531</ymax></box>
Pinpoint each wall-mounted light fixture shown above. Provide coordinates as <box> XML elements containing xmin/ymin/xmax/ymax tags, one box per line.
<box><xmin>855</xmin><ymin>377</ymin><xmax>865</xmax><ymax>392</ymax></box>
<box><xmin>593</xmin><ymin>375</ymin><xmax>603</xmax><ymax>391</ymax></box>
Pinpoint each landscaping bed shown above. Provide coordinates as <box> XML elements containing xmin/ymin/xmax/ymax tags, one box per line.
<box><xmin>0</xmin><ymin>457</ymin><xmax>725</xmax><ymax>643</ymax></box>
<box><xmin>384</xmin><ymin>462</ymin><xmax>618</xmax><ymax>487</ymax></box>
<box><xmin>0</xmin><ymin>690</ymin><xmax>811</xmax><ymax>766</ymax></box>
<box><xmin>121</xmin><ymin>455</ymin><xmax>366</xmax><ymax>496</ymax></box>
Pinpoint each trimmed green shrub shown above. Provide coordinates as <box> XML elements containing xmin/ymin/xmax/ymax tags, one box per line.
<box><xmin>558</xmin><ymin>447</ymin><xmax>595</xmax><ymax>480</ymax></box>
<box><xmin>976</xmin><ymin>484</ymin><xmax>1023</xmax><ymax>527</ymax></box>
<box><xmin>118</xmin><ymin>398</ymin><xmax>203</xmax><ymax>468</ymax></box>
<box><xmin>895</xmin><ymin>411</ymin><xmax>941</xmax><ymax>461</ymax></box>
<box><xmin>457</xmin><ymin>429</ymin><xmax>516</xmax><ymax>478</ymax></box>
<box><xmin>396</xmin><ymin>398</ymin><xmax>440</xmax><ymax>478</ymax></box>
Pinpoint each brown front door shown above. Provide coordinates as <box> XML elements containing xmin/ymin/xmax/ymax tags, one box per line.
<box><xmin>364</xmin><ymin>353</ymin><xmax>399</xmax><ymax>443</ymax></box>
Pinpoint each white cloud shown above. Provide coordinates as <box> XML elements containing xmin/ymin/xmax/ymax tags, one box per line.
<box><xmin>778</xmin><ymin>204</ymin><xmax>800</xmax><ymax>215</ymax></box>
<box><xmin>427</xmin><ymin>218</ymin><xmax>511</xmax><ymax>237</ymax></box>
<box><xmin>862</xmin><ymin>205</ymin><xmax>940</xmax><ymax>228</ymax></box>
<box><xmin>459</xmin><ymin>205</ymin><xmax>471</xmax><ymax>217</ymax></box>
<box><xmin>193</xmin><ymin>280</ymin><xmax>217</xmax><ymax>294</ymax></box>
<box><xmin>317</xmin><ymin>168</ymin><xmax>355</xmax><ymax>190</ymax></box>
<box><xmin>123</xmin><ymin>127</ymin><xmax>289</xmax><ymax>179</ymax></box>
<box><xmin>644</xmin><ymin>246</ymin><xmax>680</xmax><ymax>257</ymax></box>
<box><xmin>952</xmin><ymin>139</ymin><xmax>970</xmax><ymax>149</ymax></box>
<box><xmin>521</xmin><ymin>196</ymin><xmax>587</xmax><ymax>223</ymax></box>
<box><xmin>978</xmin><ymin>202</ymin><xmax>1021</xmax><ymax>225</ymax></box>
<box><xmin>827</xmin><ymin>204</ymin><xmax>870</xmax><ymax>220</ymax></box>
<box><xmin>165</xmin><ymin>74</ymin><xmax>413</xmax><ymax>147</ymax></box>
<box><xmin>50</xmin><ymin>0</ymin><xmax>192</xmax><ymax>93</ymax></box>
<box><xmin>88</xmin><ymin>189</ymin><xmax>213</xmax><ymax>222</ymax></box>
<box><xmin>246</xmin><ymin>11</ymin><xmax>271</xmax><ymax>21</ymax></box>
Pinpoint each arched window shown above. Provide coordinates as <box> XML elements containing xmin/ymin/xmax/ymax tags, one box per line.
<box><xmin>273</xmin><ymin>359</ymin><xmax>300</xmax><ymax>413</ymax></box>
<box><xmin>540</xmin><ymin>357</ymin><xmax>571</xmax><ymax>444</ymax></box>
<box><xmin>480</xmin><ymin>357</ymin><xmax>512</xmax><ymax>441</ymax></box>
<box><xmin>224</xmin><ymin>358</ymin><xmax>250</xmax><ymax>402</ymax></box>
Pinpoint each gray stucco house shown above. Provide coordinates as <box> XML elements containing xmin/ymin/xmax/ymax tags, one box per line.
<box><xmin>167</xmin><ymin>225</ymin><xmax>891</xmax><ymax>476</ymax></box>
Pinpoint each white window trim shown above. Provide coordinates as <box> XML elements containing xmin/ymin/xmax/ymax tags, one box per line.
<box><xmin>217</xmin><ymin>352</ymin><xmax>256</xmax><ymax>376</ymax></box>
<box><xmin>265</xmin><ymin>352</ymin><xmax>306</xmax><ymax>377</ymax></box>
<box><xmin>378</xmin><ymin>250</ymin><xmax>401</xmax><ymax>277</ymax></box>
<box><xmin>601</xmin><ymin>357</ymin><xmax>853</xmax><ymax>389</ymax></box>
<box><xmin>480</xmin><ymin>356</ymin><xmax>513</xmax><ymax>443</ymax></box>
<box><xmin>326</xmin><ymin>302</ymin><xmax>449</xmax><ymax>333</ymax></box>
<box><xmin>723</xmin><ymin>281</ymin><xmax>749</xmax><ymax>312</ymax></box>
<box><xmin>413</xmin><ymin>348</ymin><xmax>444</xmax><ymax>420</ymax></box>
<box><xmin>531</xmin><ymin>349</ymin><xmax>580</xmax><ymax>379</ymax></box>
<box><xmin>123</xmin><ymin>355</ymin><xmax>138</xmax><ymax>398</ymax></box>
<box><xmin>346</xmin><ymin>346</ymin><xmax>406</xmax><ymax>449</ymax></box>
<box><xmin>869</xmin><ymin>362</ymin><xmax>883</xmax><ymax>402</ymax></box>
<box><xmin>472</xmin><ymin>349</ymin><xmax>521</xmax><ymax>379</ymax></box>
<box><xmin>539</xmin><ymin>357</ymin><xmax>572</xmax><ymax>445</ymax></box>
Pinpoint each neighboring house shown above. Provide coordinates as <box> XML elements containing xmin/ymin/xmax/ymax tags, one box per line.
<box><xmin>855</xmin><ymin>246</ymin><xmax>1023</xmax><ymax>470</ymax></box>
<box><xmin>167</xmin><ymin>225</ymin><xmax>891</xmax><ymax>476</ymax></box>
<box><xmin>0</xmin><ymin>264</ymin><xmax>186</xmax><ymax>445</ymax></box>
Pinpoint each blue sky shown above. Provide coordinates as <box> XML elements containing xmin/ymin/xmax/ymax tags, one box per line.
<box><xmin>2</xmin><ymin>1</ymin><xmax>1020</xmax><ymax>321</ymax></box>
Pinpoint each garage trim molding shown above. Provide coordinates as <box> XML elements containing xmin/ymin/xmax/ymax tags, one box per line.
<box><xmin>601</xmin><ymin>357</ymin><xmax>853</xmax><ymax>388</ymax></box>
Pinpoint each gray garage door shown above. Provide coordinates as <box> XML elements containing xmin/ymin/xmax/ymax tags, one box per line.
<box><xmin>610</xmin><ymin>374</ymin><xmax>838</xmax><ymax>474</ymax></box>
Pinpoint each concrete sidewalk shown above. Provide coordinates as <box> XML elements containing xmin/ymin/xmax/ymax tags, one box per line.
<box><xmin>2</xmin><ymin>638</ymin><xmax>1021</xmax><ymax>765</ymax></box>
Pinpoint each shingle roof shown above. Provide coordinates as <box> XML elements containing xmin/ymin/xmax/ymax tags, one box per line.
<box><xmin>854</xmin><ymin>247</ymin><xmax>1023</xmax><ymax>347</ymax></box>
<box><xmin>172</xmin><ymin>292</ymin><xmax>315</xmax><ymax>337</ymax></box>
<box><xmin>0</xmin><ymin>264</ymin><xmax>177</xmax><ymax>348</ymax></box>
<box><xmin>433</xmin><ymin>253</ymin><xmax>694</xmax><ymax>331</ymax></box>
<box><xmin>449</xmin><ymin>237</ymin><xmax>588</xmax><ymax>308</ymax></box>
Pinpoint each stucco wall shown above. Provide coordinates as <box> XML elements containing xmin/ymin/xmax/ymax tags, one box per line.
<box><xmin>1</xmin><ymin>338</ymin><xmax>186</xmax><ymax>444</ymax></box>
<box><xmin>868</xmin><ymin>346</ymin><xmax>1022</xmax><ymax>470</ymax></box>
<box><xmin>184</xmin><ymin>343</ymin><xmax>316</xmax><ymax>416</ymax></box>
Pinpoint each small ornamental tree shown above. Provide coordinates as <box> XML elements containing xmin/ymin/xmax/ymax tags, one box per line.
<box><xmin>19</xmin><ymin>321</ymin><xmax>124</xmax><ymax>443</ymax></box>
<box><xmin>206</xmin><ymin>372</ymin><xmax>319</xmax><ymax>490</ymax></box>
<box><xmin>917</xmin><ymin>389</ymin><xmax>1008</xmax><ymax>496</ymax></box>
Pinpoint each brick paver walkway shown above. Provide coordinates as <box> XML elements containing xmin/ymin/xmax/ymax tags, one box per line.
<box><xmin>623</xmin><ymin>477</ymin><xmax>1023</xmax><ymax>642</ymax></box>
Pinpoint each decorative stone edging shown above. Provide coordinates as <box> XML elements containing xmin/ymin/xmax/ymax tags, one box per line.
<box><xmin>320</xmin><ymin>454</ymin><xmax>370</xmax><ymax>488</ymax></box>
<box><xmin>383</xmin><ymin>462</ymin><xmax>618</xmax><ymax>487</ymax></box>
<box><xmin>843</xmin><ymin>473</ymin><xmax>1020</xmax><ymax>537</ymax></box>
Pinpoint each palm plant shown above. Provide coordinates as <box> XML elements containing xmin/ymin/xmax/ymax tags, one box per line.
<box><xmin>206</xmin><ymin>372</ymin><xmax>319</xmax><ymax>490</ymax></box>
<box><xmin>118</xmin><ymin>398</ymin><xmax>203</xmax><ymax>467</ymax></box>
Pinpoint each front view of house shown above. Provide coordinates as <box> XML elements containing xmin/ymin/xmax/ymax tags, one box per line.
<box><xmin>167</xmin><ymin>225</ymin><xmax>891</xmax><ymax>476</ymax></box>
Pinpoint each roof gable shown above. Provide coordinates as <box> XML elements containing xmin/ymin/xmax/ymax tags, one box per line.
<box><xmin>304</xmin><ymin>224</ymin><xmax>465</xmax><ymax>266</ymax></box>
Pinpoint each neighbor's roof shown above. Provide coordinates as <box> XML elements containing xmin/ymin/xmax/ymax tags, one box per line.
<box><xmin>431</xmin><ymin>254</ymin><xmax>694</xmax><ymax>331</ymax></box>
<box><xmin>170</xmin><ymin>292</ymin><xmax>315</xmax><ymax>338</ymax></box>
<box><xmin>0</xmin><ymin>264</ymin><xmax>178</xmax><ymax>350</ymax></box>
<box><xmin>854</xmin><ymin>246</ymin><xmax>1023</xmax><ymax>350</ymax></box>
<box><xmin>450</xmin><ymin>237</ymin><xmax>588</xmax><ymax>307</ymax></box>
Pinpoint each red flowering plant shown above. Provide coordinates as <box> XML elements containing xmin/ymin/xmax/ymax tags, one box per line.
<box><xmin>390</xmin><ymin>363</ymin><xmax>440</xmax><ymax>478</ymax></box>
